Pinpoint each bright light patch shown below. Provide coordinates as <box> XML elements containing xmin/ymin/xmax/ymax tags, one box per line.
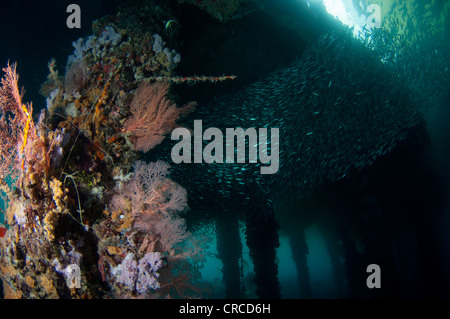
<box><xmin>322</xmin><ymin>0</ymin><xmax>378</xmax><ymax>39</ymax></box>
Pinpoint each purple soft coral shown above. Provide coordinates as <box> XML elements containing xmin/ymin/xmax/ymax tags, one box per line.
<box><xmin>112</xmin><ymin>252</ymin><xmax>163</xmax><ymax>293</ymax></box>
<box><xmin>136</xmin><ymin>252</ymin><xmax>163</xmax><ymax>292</ymax></box>
<box><xmin>112</xmin><ymin>253</ymin><xmax>139</xmax><ymax>291</ymax></box>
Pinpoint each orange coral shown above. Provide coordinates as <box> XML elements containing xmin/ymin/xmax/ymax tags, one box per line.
<box><xmin>94</xmin><ymin>82</ymin><xmax>110</xmax><ymax>120</ymax></box>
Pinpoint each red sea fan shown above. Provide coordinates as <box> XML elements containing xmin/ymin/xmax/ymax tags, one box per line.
<box><xmin>0</xmin><ymin>62</ymin><xmax>38</xmax><ymax>182</ymax></box>
<box><xmin>124</xmin><ymin>81</ymin><xmax>196</xmax><ymax>152</ymax></box>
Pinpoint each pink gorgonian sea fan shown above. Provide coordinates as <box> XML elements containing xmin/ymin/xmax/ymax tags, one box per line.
<box><xmin>124</xmin><ymin>81</ymin><xmax>196</xmax><ymax>152</ymax></box>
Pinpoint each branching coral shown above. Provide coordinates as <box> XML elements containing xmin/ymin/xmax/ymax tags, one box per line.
<box><xmin>110</xmin><ymin>160</ymin><xmax>174</xmax><ymax>217</ymax></box>
<box><xmin>124</xmin><ymin>81</ymin><xmax>195</xmax><ymax>152</ymax></box>
<box><xmin>0</xmin><ymin>63</ymin><xmax>55</xmax><ymax>189</ymax></box>
<box><xmin>0</xmin><ymin>62</ymin><xmax>37</xmax><ymax>182</ymax></box>
<box><xmin>93</xmin><ymin>160</ymin><xmax>209</xmax><ymax>297</ymax></box>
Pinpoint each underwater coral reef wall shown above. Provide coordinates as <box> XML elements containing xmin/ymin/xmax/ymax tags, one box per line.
<box><xmin>0</xmin><ymin>1</ymin><xmax>210</xmax><ymax>299</ymax></box>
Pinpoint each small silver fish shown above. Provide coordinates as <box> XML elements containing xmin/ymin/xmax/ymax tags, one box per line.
<box><xmin>164</xmin><ymin>19</ymin><xmax>178</xmax><ymax>30</ymax></box>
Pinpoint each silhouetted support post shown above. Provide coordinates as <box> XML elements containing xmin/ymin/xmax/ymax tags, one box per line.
<box><xmin>274</xmin><ymin>198</ymin><xmax>317</xmax><ymax>298</ymax></box>
<box><xmin>323</xmin><ymin>223</ymin><xmax>347</xmax><ymax>297</ymax></box>
<box><xmin>216</xmin><ymin>210</ymin><xmax>242</xmax><ymax>298</ymax></box>
<box><xmin>340</xmin><ymin>231</ymin><xmax>369</xmax><ymax>298</ymax></box>
<box><xmin>288</xmin><ymin>226</ymin><xmax>312</xmax><ymax>298</ymax></box>
<box><xmin>245</xmin><ymin>199</ymin><xmax>281</xmax><ymax>299</ymax></box>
